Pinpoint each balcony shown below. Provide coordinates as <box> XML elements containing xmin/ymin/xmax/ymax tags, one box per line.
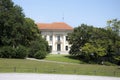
<box><xmin>55</xmin><ymin>40</ymin><xmax>62</xmax><ymax>44</ymax></box>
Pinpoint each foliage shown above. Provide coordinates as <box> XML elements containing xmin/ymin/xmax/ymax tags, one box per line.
<box><xmin>28</xmin><ymin>40</ymin><xmax>49</xmax><ymax>59</ymax></box>
<box><xmin>26</xmin><ymin>18</ymin><xmax>50</xmax><ymax>59</ymax></box>
<box><xmin>0</xmin><ymin>0</ymin><xmax>25</xmax><ymax>47</ymax></box>
<box><xmin>34</xmin><ymin>50</ymin><xmax>47</xmax><ymax>59</ymax></box>
<box><xmin>23</xmin><ymin>18</ymin><xmax>41</xmax><ymax>46</ymax></box>
<box><xmin>0</xmin><ymin>45</ymin><xmax>27</xmax><ymax>59</ymax></box>
<box><xmin>0</xmin><ymin>0</ymin><xmax>49</xmax><ymax>59</ymax></box>
<box><xmin>28</xmin><ymin>41</ymin><xmax>40</xmax><ymax>58</ymax></box>
<box><xmin>111</xmin><ymin>55</ymin><xmax>120</xmax><ymax>65</ymax></box>
<box><xmin>15</xmin><ymin>45</ymin><xmax>28</xmax><ymax>59</ymax></box>
<box><xmin>28</xmin><ymin>39</ymin><xmax>49</xmax><ymax>58</ymax></box>
<box><xmin>81</xmin><ymin>43</ymin><xmax>106</xmax><ymax>62</ymax></box>
<box><xmin>0</xmin><ymin>46</ymin><xmax>15</xmax><ymax>58</ymax></box>
<box><xmin>69</xmin><ymin>24</ymin><xmax>93</xmax><ymax>55</ymax></box>
<box><xmin>69</xmin><ymin>23</ymin><xmax>120</xmax><ymax>64</ymax></box>
<box><xmin>107</xmin><ymin>19</ymin><xmax>120</xmax><ymax>36</ymax></box>
<box><xmin>103</xmin><ymin>61</ymin><xmax>116</xmax><ymax>66</ymax></box>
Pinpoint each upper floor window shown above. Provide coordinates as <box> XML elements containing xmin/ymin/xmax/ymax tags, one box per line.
<box><xmin>57</xmin><ymin>35</ymin><xmax>60</xmax><ymax>41</ymax></box>
<box><xmin>50</xmin><ymin>35</ymin><xmax>52</xmax><ymax>41</ymax></box>
<box><xmin>44</xmin><ymin>35</ymin><xmax>47</xmax><ymax>40</ymax></box>
<box><xmin>66</xmin><ymin>36</ymin><xmax>68</xmax><ymax>41</ymax></box>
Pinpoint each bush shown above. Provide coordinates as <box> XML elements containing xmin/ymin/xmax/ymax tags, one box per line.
<box><xmin>0</xmin><ymin>46</ymin><xmax>15</xmax><ymax>58</ymax></box>
<box><xmin>34</xmin><ymin>50</ymin><xmax>47</xmax><ymax>59</ymax></box>
<box><xmin>0</xmin><ymin>45</ymin><xmax>28</xmax><ymax>59</ymax></box>
<box><xmin>103</xmin><ymin>61</ymin><xmax>116</xmax><ymax>66</ymax></box>
<box><xmin>0</xmin><ymin>51</ymin><xmax>1</xmax><ymax>58</ymax></box>
<box><xmin>28</xmin><ymin>40</ymin><xmax>48</xmax><ymax>58</ymax></box>
<box><xmin>113</xmin><ymin>56</ymin><xmax>120</xmax><ymax>65</ymax></box>
<box><xmin>28</xmin><ymin>41</ymin><xmax>44</xmax><ymax>57</ymax></box>
<box><xmin>15</xmin><ymin>45</ymin><xmax>28</xmax><ymax>59</ymax></box>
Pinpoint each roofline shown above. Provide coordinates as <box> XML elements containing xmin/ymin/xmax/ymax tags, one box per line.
<box><xmin>40</xmin><ymin>29</ymin><xmax>73</xmax><ymax>31</ymax></box>
<box><xmin>36</xmin><ymin>22</ymin><xmax>73</xmax><ymax>30</ymax></box>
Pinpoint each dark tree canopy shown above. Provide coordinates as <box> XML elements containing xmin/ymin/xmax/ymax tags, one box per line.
<box><xmin>0</xmin><ymin>0</ymin><xmax>49</xmax><ymax>59</ymax></box>
<box><xmin>0</xmin><ymin>0</ymin><xmax>25</xmax><ymax>47</ymax></box>
<box><xmin>68</xmin><ymin>24</ymin><xmax>120</xmax><ymax>64</ymax></box>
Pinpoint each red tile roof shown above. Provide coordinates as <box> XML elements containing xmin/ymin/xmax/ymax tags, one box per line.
<box><xmin>37</xmin><ymin>22</ymin><xmax>73</xmax><ymax>30</ymax></box>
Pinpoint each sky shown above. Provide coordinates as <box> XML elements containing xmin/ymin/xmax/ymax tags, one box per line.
<box><xmin>12</xmin><ymin>0</ymin><xmax>120</xmax><ymax>28</ymax></box>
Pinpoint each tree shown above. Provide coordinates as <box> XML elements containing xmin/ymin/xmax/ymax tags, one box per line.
<box><xmin>106</xmin><ymin>19</ymin><xmax>120</xmax><ymax>64</ymax></box>
<box><xmin>68</xmin><ymin>24</ymin><xmax>93</xmax><ymax>55</ymax></box>
<box><xmin>0</xmin><ymin>0</ymin><xmax>25</xmax><ymax>47</ymax></box>
<box><xmin>25</xmin><ymin>18</ymin><xmax>50</xmax><ymax>58</ymax></box>
<box><xmin>81</xmin><ymin>43</ymin><xmax>106</xmax><ymax>63</ymax></box>
<box><xmin>0</xmin><ymin>0</ymin><xmax>49</xmax><ymax>59</ymax></box>
<box><xmin>107</xmin><ymin>19</ymin><xmax>120</xmax><ymax>36</ymax></box>
<box><xmin>68</xmin><ymin>23</ymin><xmax>120</xmax><ymax>64</ymax></box>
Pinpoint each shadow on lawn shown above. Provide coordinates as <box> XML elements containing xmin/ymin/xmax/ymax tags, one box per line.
<box><xmin>64</xmin><ymin>55</ymin><xmax>95</xmax><ymax>64</ymax></box>
<box><xmin>64</xmin><ymin>55</ymin><xmax>80</xmax><ymax>60</ymax></box>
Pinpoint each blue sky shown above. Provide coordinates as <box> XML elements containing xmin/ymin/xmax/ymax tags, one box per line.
<box><xmin>12</xmin><ymin>0</ymin><xmax>120</xmax><ymax>27</ymax></box>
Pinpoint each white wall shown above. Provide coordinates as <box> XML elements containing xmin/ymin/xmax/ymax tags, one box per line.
<box><xmin>41</xmin><ymin>30</ymin><xmax>72</xmax><ymax>54</ymax></box>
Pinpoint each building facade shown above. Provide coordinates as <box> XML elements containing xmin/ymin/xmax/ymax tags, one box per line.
<box><xmin>37</xmin><ymin>22</ymin><xmax>73</xmax><ymax>54</ymax></box>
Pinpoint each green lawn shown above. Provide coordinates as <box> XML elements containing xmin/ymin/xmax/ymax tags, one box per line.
<box><xmin>0</xmin><ymin>58</ymin><xmax>120</xmax><ymax>77</ymax></box>
<box><xmin>45</xmin><ymin>54</ymin><xmax>83</xmax><ymax>64</ymax></box>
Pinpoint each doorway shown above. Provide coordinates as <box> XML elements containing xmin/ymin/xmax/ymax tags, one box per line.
<box><xmin>57</xmin><ymin>44</ymin><xmax>61</xmax><ymax>51</ymax></box>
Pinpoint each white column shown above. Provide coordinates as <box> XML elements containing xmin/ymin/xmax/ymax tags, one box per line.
<box><xmin>61</xmin><ymin>35</ymin><xmax>63</xmax><ymax>51</ymax></box>
<box><xmin>63</xmin><ymin>35</ymin><xmax>66</xmax><ymax>51</ymax></box>
<box><xmin>46</xmin><ymin>35</ymin><xmax>49</xmax><ymax>41</ymax></box>
<box><xmin>52</xmin><ymin>34</ymin><xmax>56</xmax><ymax>51</ymax></box>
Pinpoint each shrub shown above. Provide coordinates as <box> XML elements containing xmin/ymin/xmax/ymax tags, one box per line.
<box><xmin>0</xmin><ymin>49</ymin><xmax>2</xmax><ymax>58</ymax></box>
<box><xmin>15</xmin><ymin>45</ymin><xmax>28</xmax><ymax>59</ymax></box>
<box><xmin>0</xmin><ymin>45</ymin><xmax>28</xmax><ymax>59</ymax></box>
<box><xmin>29</xmin><ymin>41</ymin><xmax>43</xmax><ymax>57</ymax></box>
<box><xmin>34</xmin><ymin>50</ymin><xmax>47</xmax><ymax>59</ymax></box>
<box><xmin>28</xmin><ymin>41</ymin><xmax>47</xmax><ymax>58</ymax></box>
<box><xmin>113</xmin><ymin>56</ymin><xmax>120</xmax><ymax>65</ymax></box>
<box><xmin>0</xmin><ymin>46</ymin><xmax>15</xmax><ymax>58</ymax></box>
<box><xmin>103</xmin><ymin>61</ymin><xmax>116</xmax><ymax>66</ymax></box>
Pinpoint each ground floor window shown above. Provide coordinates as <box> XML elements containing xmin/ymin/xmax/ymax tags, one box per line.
<box><xmin>49</xmin><ymin>46</ymin><xmax>52</xmax><ymax>52</ymax></box>
<box><xmin>66</xmin><ymin>46</ymin><xmax>68</xmax><ymax>51</ymax></box>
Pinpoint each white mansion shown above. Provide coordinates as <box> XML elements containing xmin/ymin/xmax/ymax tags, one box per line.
<box><xmin>37</xmin><ymin>22</ymin><xmax>73</xmax><ymax>54</ymax></box>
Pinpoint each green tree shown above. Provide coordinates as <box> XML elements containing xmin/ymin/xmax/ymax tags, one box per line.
<box><xmin>0</xmin><ymin>0</ymin><xmax>49</xmax><ymax>59</ymax></box>
<box><xmin>107</xmin><ymin>19</ymin><xmax>120</xmax><ymax>36</ymax></box>
<box><xmin>106</xmin><ymin>19</ymin><xmax>120</xmax><ymax>64</ymax></box>
<box><xmin>81</xmin><ymin>43</ymin><xmax>106</xmax><ymax>63</ymax></box>
<box><xmin>68</xmin><ymin>24</ymin><xmax>93</xmax><ymax>55</ymax></box>
<box><xmin>69</xmin><ymin>23</ymin><xmax>120</xmax><ymax>64</ymax></box>
<box><xmin>0</xmin><ymin>0</ymin><xmax>25</xmax><ymax>47</ymax></box>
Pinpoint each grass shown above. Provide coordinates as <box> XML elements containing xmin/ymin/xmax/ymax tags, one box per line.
<box><xmin>0</xmin><ymin>58</ymin><xmax>120</xmax><ymax>77</ymax></box>
<box><xmin>45</xmin><ymin>54</ymin><xmax>83</xmax><ymax>64</ymax></box>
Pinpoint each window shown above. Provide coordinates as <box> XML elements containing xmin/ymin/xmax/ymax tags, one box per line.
<box><xmin>66</xmin><ymin>36</ymin><xmax>68</xmax><ymax>41</ymax></box>
<box><xmin>44</xmin><ymin>35</ymin><xmax>46</xmax><ymax>40</ymax></box>
<box><xmin>49</xmin><ymin>46</ymin><xmax>52</xmax><ymax>52</ymax></box>
<box><xmin>57</xmin><ymin>44</ymin><xmax>61</xmax><ymax>51</ymax></box>
<box><xmin>50</xmin><ymin>35</ymin><xmax>52</xmax><ymax>41</ymax></box>
<box><xmin>57</xmin><ymin>35</ymin><xmax>60</xmax><ymax>41</ymax></box>
<box><xmin>66</xmin><ymin>46</ymin><xmax>68</xmax><ymax>51</ymax></box>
